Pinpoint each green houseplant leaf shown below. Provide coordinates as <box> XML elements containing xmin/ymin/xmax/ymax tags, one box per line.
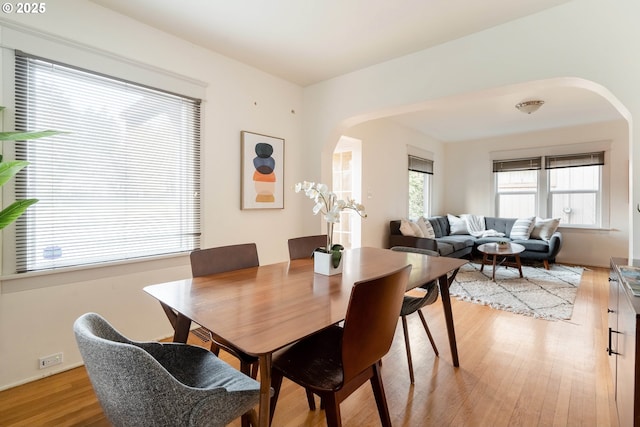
<box><xmin>0</xmin><ymin>160</ymin><xmax>29</xmax><ymax>187</ymax></box>
<box><xmin>0</xmin><ymin>199</ymin><xmax>38</xmax><ymax>229</ymax></box>
<box><xmin>0</xmin><ymin>130</ymin><xmax>62</xmax><ymax>141</ymax></box>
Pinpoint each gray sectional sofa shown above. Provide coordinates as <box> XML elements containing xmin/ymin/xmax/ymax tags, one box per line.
<box><xmin>388</xmin><ymin>215</ymin><xmax>563</xmax><ymax>269</ymax></box>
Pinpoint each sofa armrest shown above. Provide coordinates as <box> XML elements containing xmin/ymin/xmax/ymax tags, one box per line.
<box><xmin>388</xmin><ymin>235</ymin><xmax>438</xmax><ymax>251</ymax></box>
<box><xmin>547</xmin><ymin>232</ymin><xmax>563</xmax><ymax>258</ymax></box>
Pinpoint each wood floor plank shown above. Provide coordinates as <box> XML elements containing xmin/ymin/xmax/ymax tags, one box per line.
<box><xmin>0</xmin><ymin>265</ymin><xmax>620</xmax><ymax>427</ymax></box>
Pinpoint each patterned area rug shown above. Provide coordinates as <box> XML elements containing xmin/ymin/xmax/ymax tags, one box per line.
<box><xmin>449</xmin><ymin>262</ymin><xmax>583</xmax><ymax>321</ymax></box>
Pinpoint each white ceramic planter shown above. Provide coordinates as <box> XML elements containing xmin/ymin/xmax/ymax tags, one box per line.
<box><xmin>313</xmin><ymin>251</ymin><xmax>343</xmax><ymax>276</ymax></box>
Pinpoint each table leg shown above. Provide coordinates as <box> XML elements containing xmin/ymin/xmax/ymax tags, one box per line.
<box><xmin>480</xmin><ymin>253</ymin><xmax>488</xmax><ymax>272</ymax></box>
<box><xmin>515</xmin><ymin>254</ymin><xmax>523</xmax><ymax>278</ymax></box>
<box><xmin>439</xmin><ymin>271</ymin><xmax>460</xmax><ymax>367</ymax></box>
<box><xmin>492</xmin><ymin>255</ymin><xmax>497</xmax><ymax>281</ymax></box>
<box><xmin>173</xmin><ymin>313</ymin><xmax>191</xmax><ymax>343</ymax></box>
<box><xmin>258</xmin><ymin>353</ymin><xmax>272</xmax><ymax>427</ymax></box>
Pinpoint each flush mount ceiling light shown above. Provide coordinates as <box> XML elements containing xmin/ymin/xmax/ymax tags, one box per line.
<box><xmin>515</xmin><ymin>100</ymin><xmax>545</xmax><ymax>114</ymax></box>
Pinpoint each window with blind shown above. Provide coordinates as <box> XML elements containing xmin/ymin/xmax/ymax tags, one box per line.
<box><xmin>493</xmin><ymin>152</ymin><xmax>605</xmax><ymax>226</ymax></box>
<box><xmin>408</xmin><ymin>155</ymin><xmax>433</xmax><ymax>219</ymax></box>
<box><xmin>493</xmin><ymin>157</ymin><xmax>541</xmax><ymax>218</ymax></box>
<box><xmin>13</xmin><ymin>51</ymin><xmax>201</xmax><ymax>273</ymax></box>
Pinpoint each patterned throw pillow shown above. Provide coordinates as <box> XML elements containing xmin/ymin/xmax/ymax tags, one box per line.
<box><xmin>417</xmin><ymin>217</ymin><xmax>436</xmax><ymax>238</ymax></box>
<box><xmin>530</xmin><ymin>217</ymin><xmax>560</xmax><ymax>241</ymax></box>
<box><xmin>399</xmin><ymin>219</ymin><xmax>424</xmax><ymax>237</ymax></box>
<box><xmin>509</xmin><ymin>216</ymin><xmax>536</xmax><ymax>240</ymax></box>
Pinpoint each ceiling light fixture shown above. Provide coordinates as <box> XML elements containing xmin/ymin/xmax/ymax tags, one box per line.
<box><xmin>515</xmin><ymin>100</ymin><xmax>544</xmax><ymax>114</ymax></box>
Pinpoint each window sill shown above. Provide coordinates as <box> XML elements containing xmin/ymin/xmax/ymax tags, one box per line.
<box><xmin>0</xmin><ymin>252</ymin><xmax>191</xmax><ymax>294</ymax></box>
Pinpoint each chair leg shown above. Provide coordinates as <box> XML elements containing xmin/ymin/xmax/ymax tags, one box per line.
<box><xmin>544</xmin><ymin>259</ymin><xmax>550</xmax><ymax>270</ymax></box>
<box><xmin>250</xmin><ymin>361</ymin><xmax>259</xmax><ymax>379</ymax></box>
<box><xmin>401</xmin><ymin>316</ymin><xmax>415</xmax><ymax>384</ymax></box>
<box><xmin>322</xmin><ymin>393</ymin><xmax>342</xmax><ymax>427</ymax></box>
<box><xmin>269</xmin><ymin>370</ymin><xmax>284</xmax><ymax>425</ymax></box>
<box><xmin>305</xmin><ymin>388</ymin><xmax>317</xmax><ymax>410</ymax></box>
<box><xmin>417</xmin><ymin>309</ymin><xmax>439</xmax><ymax>356</ymax></box>
<box><xmin>370</xmin><ymin>361</ymin><xmax>392</xmax><ymax>427</ymax></box>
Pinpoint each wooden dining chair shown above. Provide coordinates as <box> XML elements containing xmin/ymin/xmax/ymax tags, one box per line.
<box><xmin>189</xmin><ymin>244</ymin><xmax>260</xmax><ymax>380</ymax></box>
<box><xmin>269</xmin><ymin>265</ymin><xmax>412</xmax><ymax>427</ymax></box>
<box><xmin>391</xmin><ymin>246</ymin><xmax>440</xmax><ymax>383</ymax></box>
<box><xmin>287</xmin><ymin>234</ymin><xmax>327</xmax><ymax>260</ymax></box>
<box><xmin>160</xmin><ymin>242</ymin><xmax>260</xmax><ymax>396</ymax></box>
<box><xmin>287</xmin><ymin>234</ymin><xmax>329</xmax><ymax>411</ymax></box>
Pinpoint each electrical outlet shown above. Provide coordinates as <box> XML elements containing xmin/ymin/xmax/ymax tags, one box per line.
<box><xmin>39</xmin><ymin>352</ymin><xmax>63</xmax><ymax>369</ymax></box>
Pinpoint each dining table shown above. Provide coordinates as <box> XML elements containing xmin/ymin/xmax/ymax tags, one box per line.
<box><xmin>143</xmin><ymin>246</ymin><xmax>467</xmax><ymax>427</ymax></box>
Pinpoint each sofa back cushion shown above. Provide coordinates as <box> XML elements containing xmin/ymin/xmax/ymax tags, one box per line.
<box><xmin>484</xmin><ymin>217</ymin><xmax>516</xmax><ymax>235</ymax></box>
<box><xmin>427</xmin><ymin>216</ymin><xmax>449</xmax><ymax>238</ymax></box>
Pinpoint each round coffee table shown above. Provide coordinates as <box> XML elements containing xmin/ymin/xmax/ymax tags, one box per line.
<box><xmin>476</xmin><ymin>242</ymin><xmax>525</xmax><ymax>281</ymax></box>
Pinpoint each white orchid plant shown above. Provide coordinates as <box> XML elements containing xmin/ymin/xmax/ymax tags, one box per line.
<box><xmin>295</xmin><ymin>181</ymin><xmax>367</xmax><ymax>266</ymax></box>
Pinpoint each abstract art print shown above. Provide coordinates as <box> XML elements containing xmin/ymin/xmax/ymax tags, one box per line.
<box><xmin>241</xmin><ymin>131</ymin><xmax>284</xmax><ymax>209</ymax></box>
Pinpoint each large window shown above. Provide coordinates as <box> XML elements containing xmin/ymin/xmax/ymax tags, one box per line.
<box><xmin>494</xmin><ymin>157</ymin><xmax>540</xmax><ymax>218</ymax></box>
<box><xmin>408</xmin><ymin>155</ymin><xmax>433</xmax><ymax>219</ymax></box>
<box><xmin>13</xmin><ymin>51</ymin><xmax>201</xmax><ymax>273</ymax></box>
<box><xmin>494</xmin><ymin>152</ymin><xmax>604</xmax><ymax>226</ymax></box>
<box><xmin>546</xmin><ymin>152</ymin><xmax>604</xmax><ymax>226</ymax></box>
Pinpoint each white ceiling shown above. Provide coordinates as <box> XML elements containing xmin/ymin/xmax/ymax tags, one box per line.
<box><xmin>89</xmin><ymin>0</ymin><xmax>625</xmax><ymax>141</ymax></box>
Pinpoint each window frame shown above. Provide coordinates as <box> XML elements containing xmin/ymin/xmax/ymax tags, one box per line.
<box><xmin>407</xmin><ymin>155</ymin><xmax>433</xmax><ymax>219</ymax></box>
<box><xmin>7</xmin><ymin>50</ymin><xmax>202</xmax><ymax>274</ymax></box>
<box><xmin>492</xmin><ymin>150</ymin><xmax>609</xmax><ymax>229</ymax></box>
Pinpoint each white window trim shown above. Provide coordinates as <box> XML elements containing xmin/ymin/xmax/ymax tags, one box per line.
<box><xmin>490</xmin><ymin>141</ymin><xmax>611</xmax><ymax>228</ymax></box>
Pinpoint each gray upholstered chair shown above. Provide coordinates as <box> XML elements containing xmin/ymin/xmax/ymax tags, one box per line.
<box><xmin>73</xmin><ymin>312</ymin><xmax>261</xmax><ymax>427</ymax></box>
<box><xmin>391</xmin><ymin>246</ymin><xmax>440</xmax><ymax>383</ymax></box>
<box><xmin>287</xmin><ymin>234</ymin><xmax>327</xmax><ymax>260</ymax></box>
<box><xmin>269</xmin><ymin>265</ymin><xmax>412</xmax><ymax>427</ymax></box>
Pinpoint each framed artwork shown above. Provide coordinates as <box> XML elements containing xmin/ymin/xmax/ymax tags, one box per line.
<box><xmin>241</xmin><ymin>131</ymin><xmax>285</xmax><ymax>209</ymax></box>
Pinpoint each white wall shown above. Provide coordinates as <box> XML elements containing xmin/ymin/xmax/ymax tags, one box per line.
<box><xmin>302</xmin><ymin>0</ymin><xmax>640</xmax><ymax>262</ymax></box>
<box><xmin>443</xmin><ymin>120</ymin><xmax>629</xmax><ymax>267</ymax></box>
<box><xmin>0</xmin><ymin>1</ymin><xmax>306</xmax><ymax>389</ymax></box>
<box><xmin>343</xmin><ymin>120</ymin><xmax>444</xmax><ymax>248</ymax></box>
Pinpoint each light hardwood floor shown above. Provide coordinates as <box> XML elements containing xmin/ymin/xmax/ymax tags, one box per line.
<box><xmin>0</xmin><ymin>266</ymin><xmax>619</xmax><ymax>426</ymax></box>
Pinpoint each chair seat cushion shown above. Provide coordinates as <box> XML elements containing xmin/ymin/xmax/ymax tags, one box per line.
<box><xmin>272</xmin><ymin>325</ymin><xmax>344</xmax><ymax>391</ymax></box>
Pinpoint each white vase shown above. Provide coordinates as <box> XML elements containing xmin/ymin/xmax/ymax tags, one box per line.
<box><xmin>314</xmin><ymin>250</ymin><xmax>343</xmax><ymax>276</ymax></box>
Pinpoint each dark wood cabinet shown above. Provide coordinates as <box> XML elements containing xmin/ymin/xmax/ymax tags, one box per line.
<box><xmin>609</xmin><ymin>257</ymin><xmax>640</xmax><ymax>427</ymax></box>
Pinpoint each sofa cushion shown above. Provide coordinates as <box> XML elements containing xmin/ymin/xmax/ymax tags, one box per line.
<box><xmin>436</xmin><ymin>242</ymin><xmax>455</xmax><ymax>256</ymax></box>
<box><xmin>511</xmin><ymin>238</ymin><xmax>550</xmax><ymax>253</ymax></box>
<box><xmin>428</xmin><ymin>216</ymin><xmax>449</xmax><ymax>238</ymax></box>
<box><xmin>509</xmin><ymin>217</ymin><xmax>535</xmax><ymax>240</ymax></box>
<box><xmin>400</xmin><ymin>219</ymin><xmax>424</xmax><ymax>237</ymax></box>
<box><xmin>437</xmin><ymin>236</ymin><xmax>475</xmax><ymax>251</ymax></box>
<box><xmin>447</xmin><ymin>214</ymin><xmax>469</xmax><ymax>235</ymax></box>
<box><xmin>484</xmin><ymin>217</ymin><xmax>515</xmax><ymax>235</ymax></box>
<box><xmin>531</xmin><ymin>217</ymin><xmax>560</xmax><ymax>241</ymax></box>
<box><xmin>417</xmin><ymin>217</ymin><xmax>436</xmax><ymax>238</ymax></box>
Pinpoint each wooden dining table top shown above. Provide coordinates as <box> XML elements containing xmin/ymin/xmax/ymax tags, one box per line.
<box><xmin>143</xmin><ymin>246</ymin><xmax>467</xmax><ymax>357</ymax></box>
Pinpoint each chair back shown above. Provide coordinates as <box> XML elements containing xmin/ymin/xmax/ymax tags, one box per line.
<box><xmin>190</xmin><ymin>243</ymin><xmax>259</xmax><ymax>277</ymax></box>
<box><xmin>341</xmin><ymin>265</ymin><xmax>412</xmax><ymax>381</ymax></box>
<box><xmin>287</xmin><ymin>235</ymin><xmax>327</xmax><ymax>260</ymax></box>
<box><xmin>73</xmin><ymin>313</ymin><xmax>183</xmax><ymax>425</ymax></box>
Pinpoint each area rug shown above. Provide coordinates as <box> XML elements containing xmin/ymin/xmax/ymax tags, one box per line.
<box><xmin>449</xmin><ymin>262</ymin><xmax>583</xmax><ymax>321</ymax></box>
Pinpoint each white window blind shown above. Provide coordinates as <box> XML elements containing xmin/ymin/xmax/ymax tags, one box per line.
<box><xmin>13</xmin><ymin>51</ymin><xmax>201</xmax><ymax>272</ymax></box>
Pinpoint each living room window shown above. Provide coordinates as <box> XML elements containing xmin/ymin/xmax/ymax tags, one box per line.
<box><xmin>546</xmin><ymin>152</ymin><xmax>604</xmax><ymax>226</ymax></box>
<box><xmin>13</xmin><ymin>51</ymin><xmax>201</xmax><ymax>273</ymax></box>
<box><xmin>408</xmin><ymin>155</ymin><xmax>433</xmax><ymax>219</ymax></box>
<box><xmin>494</xmin><ymin>151</ymin><xmax>605</xmax><ymax>227</ymax></box>
<box><xmin>494</xmin><ymin>157</ymin><xmax>541</xmax><ymax>218</ymax></box>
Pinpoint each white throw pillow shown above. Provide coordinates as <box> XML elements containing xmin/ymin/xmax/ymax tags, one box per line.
<box><xmin>447</xmin><ymin>214</ymin><xmax>469</xmax><ymax>235</ymax></box>
<box><xmin>417</xmin><ymin>217</ymin><xmax>436</xmax><ymax>238</ymax></box>
<box><xmin>399</xmin><ymin>219</ymin><xmax>424</xmax><ymax>237</ymax></box>
<box><xmin>531</xmin><ymin>217</ymin><xmax>560</xmax><ymax>241</ymax></box>
<box><xmin>510</xmin><ymin>216</ymin><xmax>536</xmax><ymax>240</ymax></box>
